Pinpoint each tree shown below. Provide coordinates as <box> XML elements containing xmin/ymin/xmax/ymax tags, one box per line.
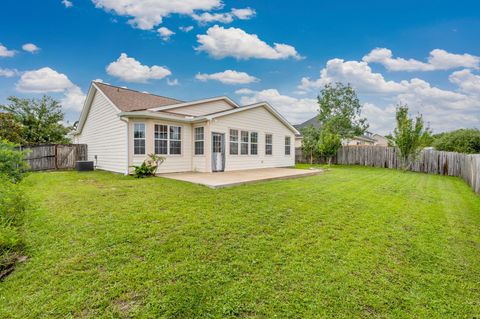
<box><xmin>433</xmin><ymin>129</ymin><xmax>480</xmax><ymax>154</ymax></box>
<box><xmin>300</xmin><ymin>125</ymin><xmax>320</xmax><ymax>164</ymax></box>
<box><xmin>0</xmin><ymin>113</ymin><xmax>24</xmax><ymax>144</ymax></box>
<box><xmin>317</xmin><ymin>128</ymin><xmax>341</xmax><ymax>165</ymax></box>
<box><xmin>0</xmin><ymin>96</ymin><xmax>71</xmax><ymax>145</ymax></box>
<box><xmin>317</xmin><ymin>82</ymin><xmax>368</xmax><ymax>139</ymax></box>
<box><xmin>390</xmin><ymin>105</ymin><xmax>431</xmax><ymax>170</ymax></box>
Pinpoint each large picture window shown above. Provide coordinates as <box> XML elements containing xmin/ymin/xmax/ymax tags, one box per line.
<box><xmin>133</xmin><ymin>123</ymin><xmax>145</xmax><ymax>155</ymax></box>
<box><xmin>241</xmin><ymin>131</ymin><xmax>249</xmax><ymax>155</ymax></box>
<box><xmin>285</xmin><ymin>136</ymin><xmax>291</xmax><ymax>155</ymax></box>
<box><xmin>229</xmin><ymin>129</ymin><xmax>238</xmax><ymax>155</ymax></box>
<box><xmin>250</xmin><ymin>132</ymin><xmax>258</xmax><ymax>155</ymax></box>
<box><xmin>265</xmin><ymin>134</ymin><xmax>273</xmax><ymax>155</ymax></box>
<box><xmin>194</xmin><ymin>127</ymin><xmax>204</xmax><ymax>155</ymax></box>
<box><xmin>169</xmin><ymin>126</ymin><xmax>182</xmax><ymax>155</ymax></box>
<box><xmin>154</xmin><ymin>124</ymin><xmax>168</xmax><ymax>155</ymax></box>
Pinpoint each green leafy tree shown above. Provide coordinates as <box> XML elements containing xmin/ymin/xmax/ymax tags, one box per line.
<box><xmin>0</xmin><ymin>113</ymin><xmax>24</xmax><ymax>144</ymax></box>
<box><xmin>0</xmin><ymin>96</ymin><xmax>71</xmax><ymax>145</ymax></box>
<box><xmin>317</xmin><ymin>128</ymin><xmax>341</xmax><ymax>165</ymax></box>
<box><xmin>317</xmin><ymin>82</ymin><xmax>368</xmax><ymax>139</ymax></box>
<box><xmin>391</xmin><ymin>105</ymin><xmax>431</xmax><ymax>170</ymax></box>
<box><xmin>433</xmin><ymin>129</ymin><xmax>480</xmax><ymax>154</ymax></box>
<box><xmin>300</xmin><ymin>125</ymin><xmax>320</xmax><ymax>164</ymax></box>
<box><xmin>0</xmin><ymin>139</ymin><xmax>30</xmax><ymax>183</ymax></box>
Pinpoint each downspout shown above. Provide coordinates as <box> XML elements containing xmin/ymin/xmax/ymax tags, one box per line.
<box><xmin>120</xmin><ymin>116</ymin><xmax>130</xmax><ymax>175</ymax></box>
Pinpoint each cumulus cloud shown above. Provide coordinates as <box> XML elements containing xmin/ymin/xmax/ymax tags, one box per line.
<box><xmin>179</xmin><ymin>25</ymin><xmax>194</xmax><ymax>32</ymax></box>
<box><xmin>106</xmin><ymin>53</ymin><xmax>171</xmax><ymax>83</ymax></box>
<box><xmin>363</xmin><ymin>48</ymin><xmax>480</xmax><ymax>71</ymax></box>
<box><xmin>298</xmin><ymin>53</ymin><xmax>480</xmax><ymax>133</ymax></box>
<box><xmin>236</xmin><ymin>88</ymin><xmax>318</xmax><ymax>124</ymax></box>
<box><xmin>16</xmin><ymin>67</ymin><xmax>86</xmax><ymax>111</ymax></box>
<box><xmin>449</xmin><ymin>69</ymin><xmax>480</xmax><ymax>96</ymax></box>
<box><xmin>0</xmin><ymin>44</ymin><xmax>16</xmax><ymax>57</ymax></box>
<box><xmin>62</xmin><ymin>0</ymin><xmax>73</xmax><ymax>8</ymax></box>
<box><xmin>192</xmin><ymin>7</ymin><xmax>255</xmax><ymax>24</ymax></box>
<box><xmin>299</xmin><ymin>58</ymin><xmax>408</xmax><ymax>94</ymax></box>
<box><xmin>92</xmin><ymin>0</ymin><xmax>222</xmax><ymax>30</ymax></box>
<box><xmin>196</xmin><ymin>25</ymin><xmax>302</xmax><ymax>60</ymax></box>
<box><xmin>196</xmin><ymin>70</ymin><xmax>258</xmax><ymax>84</ymax></box>
<box><xmin>0</xmin><ymin>68</ymin><xmax>18</xmax><ymax>77</ymax></box>
<box><xmin>157</xmin><ymin>27</ymin><xmax>175</xmax><ymax>41</ymax></box>
<box><xmin>22</xmin><ymin>43</ymin><xmax>40</xmax><ymax>53</ymax></box>
<box><xmin>167</xmin><ymin>78</ymin><xmax>179</xmax><ymax>86</ymax></box>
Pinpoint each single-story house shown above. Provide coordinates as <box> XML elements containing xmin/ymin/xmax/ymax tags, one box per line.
<box><xmin>74</xmin><ymin>82</ymin><xmax>299</xmax><ymax>174</ymax></box>
<box><xmin>293</xmin><ymin>115</ymin><xmax>387</xmax><ymax>147</ymax></box>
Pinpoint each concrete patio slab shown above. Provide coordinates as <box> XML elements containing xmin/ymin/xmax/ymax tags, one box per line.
<box><xmin>158</xmin><ymin>167</ymin><xmax>322</xmax><ymax>188</ymax></box>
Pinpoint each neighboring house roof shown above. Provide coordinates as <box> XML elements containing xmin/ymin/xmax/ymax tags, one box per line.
<box><xmin>94</xmin><ymin>82</ymin><xmax>182</xmax><ymax>112</ymax></box>
<box><xmin>294</xmin><ymin>116</ymin><xmax>322</xmax><ymax>131</ymax></box>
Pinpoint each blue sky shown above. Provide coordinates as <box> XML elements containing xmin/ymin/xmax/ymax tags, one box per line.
<box><xmin>1</xmin><ymin>0</ymin><xmax>479</xmax><ymax>134</ymax></box>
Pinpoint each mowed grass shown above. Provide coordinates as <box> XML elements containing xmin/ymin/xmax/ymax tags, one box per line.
<box><xmin>0</xmin><ymin>166</ymin><xmax>479</xmax><ymax>318</ymax></box>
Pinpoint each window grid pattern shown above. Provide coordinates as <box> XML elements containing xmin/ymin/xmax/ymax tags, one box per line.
<box><xmin>241</xmin><ymin>131</ymin><xmax>249</xmax><ymax>155</ymax></box>
<box><xmin>285</xmin><ymin>136</ymin><xmax>291</xmax><ymax>155</ymax></box>
<box><xmin>250</xmin><ymin>132</ymin><xmax>258</xmax><ymax>155</ymax></box>
<box><xmin>265</xmin><ymin>134</ymin><xmax>273</xmax><ymax>155</ymax></box>
<box><xmin>133</xmin><ymin>123</ymin><xmax>146</xmax><ymax>155</ymax></box>
<box><xmin>154</xmin><ymin>124</ymin><xmax>168</xmax><ymax>155</ymax></box>
<box><xmin>169</xmin><ymin>126</ymin><xmax>182</xmax><ymax>155</ymax></box>
<box><xmin>229</xmin><ymin>129</ymin><xmax>238</xmax><ymax>155</ymax></box>
<box><xmin>194</xmin><ymin>127</ymin><xmax>204</xmax><ymax>155</ymax></box>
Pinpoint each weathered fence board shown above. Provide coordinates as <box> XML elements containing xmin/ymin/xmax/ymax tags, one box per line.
<box><xmin>19</xmin><ymin>144</ymin><xmax>88</xmax><ymax>171</ymax></box>
<box><xmin>333</xmin><ymin>146</ymin><xmax>480</xmax><ymax>194</ymax></box>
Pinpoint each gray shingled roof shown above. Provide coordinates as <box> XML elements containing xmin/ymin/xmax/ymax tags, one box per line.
<box><xmin>294</xmin><ymin>116</ymin><xmax>322</xmax><ymax>130</ymax></box>
<box><xmin>94</xmin><ymin>82</ymin><xmax>182</xmax><ymax>112</ymax></box>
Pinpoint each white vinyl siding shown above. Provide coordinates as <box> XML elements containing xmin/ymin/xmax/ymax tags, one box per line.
<box><xmin>209</xmin><ymin>106</ymin><xmax>295</xmax><ymax>171</ymax></box>
<box><xmin>77</xmin><ymin>90</ymin><xmax>127</xmax><ymax>174</ymax></box>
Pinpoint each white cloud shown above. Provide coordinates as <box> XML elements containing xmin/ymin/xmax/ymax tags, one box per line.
<box><xmin>62</xmin><ymin>0</ymin><xmax>73</xmax><ymax>8</ymax></box>
<box><xmin>236</xmin><ymin>88</ymin><xmax>318</xmax><ymax>124</ymax></box>
<box><xmin>92</xmin><ymin>0</ymin><xmax>222</xmax><ymax>30</ymax></box>
<box><xmin>106</xmin><ymin>53</ymin><xmax>171</xmax><ymax>83</ymax></box>
<box><xmin>0</xmin><ymin>44</ymin><xmax>16</xmax><ymax>57</ymax></box>
<box><xmin>0</xmin><ymin>68</ymin><xmax>18</xmax><ymax>77</ymax></box>
<box><xmin>449</xmin><ymin>69</ymin><xmax>480</xmax><ymax>96</ymax></box>
<box><xmin>196</xmin><ymin>70</ymin><xmax>258</xmax><ymax>84</ymax></box>
<box><xmin>196</xmin><ymin>25</ymin><xmax>302</xmax><ymax>60</ymax></box>
<box><xmin>22</xmin><ymin>43</ymin><xmax>40</xmax><ymax>53</ymax></box>
<box><xmin>179</xmin><ymin>25</ymin><xmax>194</xmax><ymax>32</ymax></box>
<box><xmin>297</xmin><ymin>52</ymin><xmax>480</xmax><ymax>133</ymax></box>
<box><xmin>157</xmin><ymin>27</ymin><xmax>175</xmax><ymax>41</ymax></box>
<box><xmin>16</xmin><ymin>67</ymin><xmax>85</xmax><ymax>111</ymax></box>
<box><xmin>299</xmin><ymin>58</ymin><xmax>408</xmax><ymax>94</ymax></box>
<box><xmin>167</xmin><ymin>78</ymin><xmax>179</xmax><ymax>86</ymax></box>
<box><xmin>192</xmin><ymin>7</ymin><xmax>255</xmax><ymax>24</ymax></box>
<box><xmin>363</xmin><ymin>48</ymin><xmax>480</xmax><ymax>71</ymax></box>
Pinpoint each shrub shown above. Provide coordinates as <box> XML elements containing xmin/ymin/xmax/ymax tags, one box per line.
<box><xmin>131</xmin><ymin>153</ymin><xmax>165</xmax><ymax>178</ymax></box>
<box><xmin>0</xmin><ymin>176</ymin><xmax>27</xmax><ymax>272</ymax></box>
<box><xmin>0</xmin><ymin>139</ymin><xmax>29</xmax><ymax>183</ymax></box>
<box><xmin>433</xmin><ymin>129</ymin><xmax>480</xmax><ymax>154</ymax></box>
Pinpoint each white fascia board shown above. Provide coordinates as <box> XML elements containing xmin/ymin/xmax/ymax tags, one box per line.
<box><xmin>118</xmin><ymin>111</ymin><xmax>197</xmax><ymax>123</ymax></box>
<box><xmin>147</xmin><ymin>96</ymin><xmax>239</xmax><ymax>112</ymax></box>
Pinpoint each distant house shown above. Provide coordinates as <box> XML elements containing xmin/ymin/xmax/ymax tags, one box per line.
<box><xmin>74</xmin><ymin>82</ymin><xmax>299</xmax><ymax>174</ymax></box>
<box><xmin>294</xmin><ymin>116</ymin><xmax>387</xmax><ymax>147</ymax></box>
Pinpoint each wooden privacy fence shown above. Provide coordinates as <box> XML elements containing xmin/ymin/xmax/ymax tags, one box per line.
<box><xmin>19</xmin><ymin>144</ymin><xmax>88</xmax><ymax>171</ymax></box>
<box><xmin>335</xmin><ymin>146</ymin><xmax>480</xmax><ymax>194</ymax></box>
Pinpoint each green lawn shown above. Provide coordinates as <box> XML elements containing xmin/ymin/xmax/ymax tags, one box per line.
<box><xmin>1</xmin><ymin>166</ymin><xmax>479</xmax><ymax>318</ymax></box>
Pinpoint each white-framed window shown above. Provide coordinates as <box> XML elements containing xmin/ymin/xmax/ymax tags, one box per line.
<box><xmin>229</xmin><ymin>129</ymin><xmax>238</xmax><ymax>155</ymax></box>
<box><xmin>285</xmin><ymin>136</ymin><xmax>291</xmax><ymax>155</ymax></box>
<box><xmin>265</xmin><ymin>134</ymin><xmax>273</xmax><ymax>155</ymax></box>
<box><xmin>169</xmin><ymin>126</ymin><xmax>182</xmax><ymax>155</ymax></box>
<box><xmin>194</xmin><ymin>127</ymin><xmax>204</xmax><ymax>155</ymax></box>
<box><xmin>133</xmin><ymin>123</ymin><xmax>146</xmax><ymax>155</ymax></box>
<box><xmin>154</xmin><ymin>124</ymin><xmax>168</xmax><ymax>155</ymax></box>
<box><xmin>250</xmin><ymin>132</ymin><xmax>258</xmax><ymax>155</ymax></box>
<box><xmin>154</xmin><ymin>124</ymin><xmax>181</xmax><ymax>155</ymax></box>
<box><xmin>240</xmin><ymin>131</ymin><xmax>249</xmax><ymax>155</ymax></box>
